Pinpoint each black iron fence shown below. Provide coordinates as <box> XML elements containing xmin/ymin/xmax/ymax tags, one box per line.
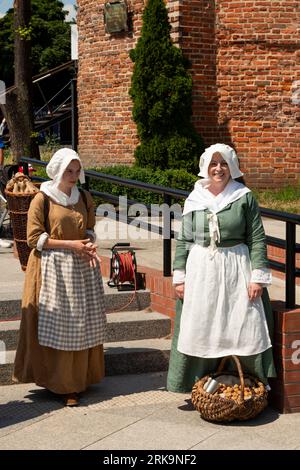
<box><xmin>21</xmin><ymin>157</ymin><xmax>300</xmax><ymax>309</ymax></box>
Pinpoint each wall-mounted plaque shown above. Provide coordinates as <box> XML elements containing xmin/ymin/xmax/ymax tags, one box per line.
<box><xmin>104</xmin><ymin>1</ymin><xmax>128</xmax><ymax>34</ymax></box>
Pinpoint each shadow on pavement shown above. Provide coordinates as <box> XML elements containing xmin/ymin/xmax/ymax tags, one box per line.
<box><xmin>178</xmin><ymin>398</ymin><xmax>279</xmax><ymax>426</ymax></box>
<box><xmin>0</xmin><ymin>372</ymin><xmax>169</xmax><ymax>429</ymax></box>
<box><xmin>0</xmin><ymin>389</ymin><xmax>63</xmax><ymax>429</ymax></box>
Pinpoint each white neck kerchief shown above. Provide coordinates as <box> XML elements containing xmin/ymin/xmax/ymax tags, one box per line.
<box><xmin>183</xmin><ymin>179</ymin><xmax>251</xmax><ymax>254</ymax></box>
<box><xmin>40</xmin><ymin>148</ymin><xmax>85</xmax><ymax>207</ymax></box>
<box><xmin>183</xmin><ymin>179</ymin><xmax>250</xmax><ymax>216</ymax></box>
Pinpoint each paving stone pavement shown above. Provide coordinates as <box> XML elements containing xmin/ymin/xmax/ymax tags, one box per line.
<box><xmin>1</xmin><ymin>372</ymin><xmax>300</xmax><ymax>450</ymax></box>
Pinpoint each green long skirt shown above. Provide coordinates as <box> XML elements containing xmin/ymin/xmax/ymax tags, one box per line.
<box><xmin>167</xmin><ymin>288</ymin><xmax>277</xmax><ymax>393</ymax></box>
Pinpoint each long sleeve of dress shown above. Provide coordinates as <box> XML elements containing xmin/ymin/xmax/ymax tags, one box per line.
<box><xmin>27</xmin><ymin>192</ymin><xmax>48</xmax><ymax>249</ymax></box>
<box><xmin>173</xmin><ymin>213</ymin><xmax>194</xmax><ymax>272</ymax></box>
<box><xmin>84</xmin><ymin>190</ymin><xmax>96</xmax><ymax>231</ymax></box>
<box><xmin>245</xmin><ymin>192</ymin><xmax>269</xmax><ymax>270</ymax></box>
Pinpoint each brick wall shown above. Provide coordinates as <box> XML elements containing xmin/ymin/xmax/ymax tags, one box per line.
<box><xmin>178</xmin><ymin>0</ymin><xmax>300</xmax><ymax>188</ymax></box>
<box><xmin>77</xmin><ymin>1</ymin><xmax>180</xmax><ymax>168</ymax></box>
<box><xmin>77</xmin><ymin>0</ymin><xmax>300</xmax><ymax>187</ymax></box>
<box><xmin>77</xmin><ymin>0</ymin><xmax>143</xmax><ymax>167</ymax></box>
<box><xmin>216</xmin><ymin>1</ymin><xmax>300</xmax><ymax>188</ymax></box>
<box><xmin>179</xmin><ymin>1</ymin><xmax>218</xmax><ymax>150</ymax></box>
<box><xmin>270</xmin><ymin>304</ymin><xmax>300</xmax><ymax>413</ymax></box>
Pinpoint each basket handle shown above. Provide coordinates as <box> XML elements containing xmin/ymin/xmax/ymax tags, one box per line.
<box><xmin>217</xmin><ymin>355</ymin><xmax>245</xmax><ymax>401</ymax></box>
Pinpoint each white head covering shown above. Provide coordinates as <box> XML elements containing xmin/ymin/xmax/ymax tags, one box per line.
<box><xmin>46</xmin><ymin>148</ymin><xmax>85</xmax><ymax>185</ymax></box>
<box><xmin>198</xmin><ymin>143</ymin><xmax>243</xmax><ymax>179</ymax></box>
<box><xmin>40</xmin><ymin>148</ymin><xmax>85</xmax><ymax>206</ymax></box>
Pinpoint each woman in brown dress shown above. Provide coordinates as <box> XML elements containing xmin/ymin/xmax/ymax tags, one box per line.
<box><xmin>13</xmin><ymin>148</ymin><xmax>107</xmax><ymax>406</ymax></box>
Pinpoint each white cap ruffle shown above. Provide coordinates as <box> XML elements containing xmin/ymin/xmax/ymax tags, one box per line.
<box><xmin>198</xmin><ymin>143</ymin><xmax>243</xmax><ymax>179</ymax></box>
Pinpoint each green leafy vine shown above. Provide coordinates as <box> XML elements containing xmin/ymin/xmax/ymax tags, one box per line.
<box><xmin>16</xmin><ymin>24</ymin><xmax>33</xmax><ymax>41</ymax></box>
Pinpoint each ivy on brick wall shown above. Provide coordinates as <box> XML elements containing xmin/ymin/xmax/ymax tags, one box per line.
<box><xmin>129</xmin><ymin>0</ymin><xmax>204</xmax><ymax>174</ymax></box>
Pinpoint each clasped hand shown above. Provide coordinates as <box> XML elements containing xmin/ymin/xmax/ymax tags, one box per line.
<box><xmin>70</xmin><ymin>239</ymin><xmax>101</xmax><ymax>268</ymax></box>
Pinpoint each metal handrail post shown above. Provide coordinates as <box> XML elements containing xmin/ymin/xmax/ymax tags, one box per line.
<box><xmin>163</xmin><ymin>194</ymin><xmax>172</xmax><ymax>276</ymax></box>
<box><xmin>83</xmin><ymin>175</ymin><xmax>90</xmax><ymax>191</ymax></box>
<box><xmin>286</xmin><ymin>221</ymin><xmax>296</xmax><ymax>308</ymax></box>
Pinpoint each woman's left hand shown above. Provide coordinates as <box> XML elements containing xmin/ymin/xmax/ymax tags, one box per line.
<box><xmin>89</xmin><ymin>252</ymin><xmax>101</xmax><ymax>268</ymax></box>
<box><xmin>80</xmin><ymin>241</ymin><xmax>100</xmax><ymax>267</ymax></box>
<box><xmin>87</xmin><ymin>242</ymin><xmax>102</xmax><ymax>268</ymax></box>
<box><xmin>248</xmin><ymin>282</ymin><xmax>263</xmax><ymax>301</ymax></box>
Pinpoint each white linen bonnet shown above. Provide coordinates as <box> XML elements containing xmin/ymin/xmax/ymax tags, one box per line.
<box><xmin>198</xmin><ymin>143</ymin><xmax>243</xmax><ymax>179</ymax></box>
<box><xmin>46</xmin><ymin>148</ymin><xmax>85</xmax><ymax>186</ymax></box>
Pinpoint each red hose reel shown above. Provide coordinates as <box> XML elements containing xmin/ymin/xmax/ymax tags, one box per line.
<box><xmin>108</xmin><ymin>243</ymin><xmax>137</xmax><ymax>291</ymax></box>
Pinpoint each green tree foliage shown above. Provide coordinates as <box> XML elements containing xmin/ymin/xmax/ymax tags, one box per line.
<box><xmin>0</xmin><ymin>8</ymin><xmax>14</xmax><ymax>85</ymax></box>
<box><xmin>0</xmin><ymin>0</ymin><xmax>71</xmax><ymax>86</ymax></box>
<box><xmin>129</xmin><ymin>0</ymin><xmax>204</xmax><ymax>173</ymax></box>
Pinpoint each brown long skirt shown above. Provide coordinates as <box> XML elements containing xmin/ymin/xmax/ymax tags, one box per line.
<box><xmin>13</xmin><ymin>250</ymin><xmax>105</xmax><ymax>394</ymax></box>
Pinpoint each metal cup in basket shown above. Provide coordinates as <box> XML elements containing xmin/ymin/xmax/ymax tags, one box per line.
<box><xmin>191</xmin><ymin>355</ymin><xmax>268</xmax><ymax>422</ymax></box>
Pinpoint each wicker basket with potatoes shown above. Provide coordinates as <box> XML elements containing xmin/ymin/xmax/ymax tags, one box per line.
<box><xmin>191</xmin><ymin>355</ymin><xmax>268</xmax><ymax>423</ymax></box>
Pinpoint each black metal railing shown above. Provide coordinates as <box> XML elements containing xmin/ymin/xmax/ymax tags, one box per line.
<box><xmin>21</xmin><ymin>157</ymin><xmax>300</xmax><ymax>308</ymax></box>
<box><xmin>260</xmin><ymin>209</ymin><xmax>300</xmax><ymax>309</ymax></box>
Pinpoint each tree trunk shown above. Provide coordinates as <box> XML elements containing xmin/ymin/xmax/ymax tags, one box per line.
<box><xmin>0</xmin><ymin>0</ymin><xmax>40</xmax><ymax>161</ymax></box>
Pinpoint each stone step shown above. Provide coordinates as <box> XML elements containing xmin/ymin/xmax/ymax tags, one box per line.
<box><xmin>106</xmin><ymin>310</ymin><xmax>171</xmax><ymax>342</ymax></box>
<box><xmin>0</xmin><ymin>338</ymin><xmax>171</xmax><ymax>385</ymax></box>
<box><xmin>0</xmin><ymin>300</ymin><xmax>22</xmax><ymax>321</ymax></box>
<box><xmin>104</xmin><ymin>338</ymin><xmax>171</xmax><ymax>376</ymax></box>
<box><xmin>0</xmin><ymin>310</ymin><xmax>171</xmax><ymax>351</ymax></box>
<box><xmin>0</xmin><ymin>351</ymin><xmax>16</xmax><ymax>386</ymax></box>
<box><xmin>0</xmin><ymin>288</ymin><xmax>151</xmax><ymax>320</ymax></box>
<box><xmin>104</xmin><ymin>289</ymin><xmax>151</xmax><ymax>313</ymax></box>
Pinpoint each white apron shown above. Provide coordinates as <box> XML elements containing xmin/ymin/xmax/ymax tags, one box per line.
<box><xmin>177</xmin><ymin>243</ymin><xmax>272</xmax><ymax>358</ymax></box>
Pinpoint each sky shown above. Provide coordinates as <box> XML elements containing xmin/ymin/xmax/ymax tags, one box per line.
<box><xmin>0</xmin><ymin>0</ymin><xmax>77</xmax><ymax>21</ymax></box>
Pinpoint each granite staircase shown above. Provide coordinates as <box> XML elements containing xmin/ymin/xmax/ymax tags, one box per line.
<box><xmin>0</xmin><ymin>282</ymin><xmax>171</xmax><ymax>385</ymax></box>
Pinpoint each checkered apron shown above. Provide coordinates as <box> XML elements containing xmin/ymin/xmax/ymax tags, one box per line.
<box><xmin>38</xmin><ymin>249</ymin><xmax>107</xmax><ymax>350</ymax></box>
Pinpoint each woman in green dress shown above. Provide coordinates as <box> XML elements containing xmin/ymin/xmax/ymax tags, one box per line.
<box><xmin>167</xmin><ymin>143</ymin><xmax>276</xmax><ymax>393</ymax></box>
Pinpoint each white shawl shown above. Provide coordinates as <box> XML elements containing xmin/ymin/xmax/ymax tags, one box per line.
<box><xmin>40</xmin><ymin>148</ymin><xmax>85</xmax><ymax>207</ymax></box>
<box><xmin>183</xmin><ymin>179</ymin><xmax>251</xmax><ymax>253</ymax></box>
